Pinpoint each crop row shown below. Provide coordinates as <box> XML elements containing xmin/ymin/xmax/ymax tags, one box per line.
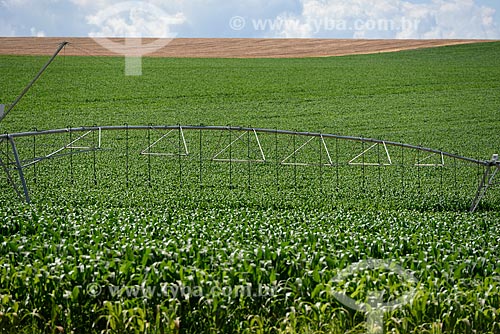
<box><xmin>1</xmin><ymin>203</ymin><xmax>499</xmax><ymax>333</ymax></box>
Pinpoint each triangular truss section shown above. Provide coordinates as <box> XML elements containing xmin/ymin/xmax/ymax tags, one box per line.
<box><xmin>348</xmin><ymin>142</ymin><xmax>392</xmax><ymax>166</ymax></box>
<box><xmin>141</xmin><ymin>127</ymin><xmax>189</xmax><ymax>157</ymax></box>
<box><xmin>415</xmin><ymin>151</ymin><xmax>445</xmax><ymax>167</ymax></box>
<box><xmin>22</xmin><ymin>129</ymin><xmax>102</xmax><ymax>168</ymax></box>
<box><xmin>212</xmin><ymin>129</ymin><xmax>266</xmax><ymax>163</ymax></box>
<box><xmin>281</xmin><ymin>135</ymin><xmax>333</xmax><ymax>166</ymax></box>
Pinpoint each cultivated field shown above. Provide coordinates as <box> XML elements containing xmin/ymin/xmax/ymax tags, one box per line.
<box><xmin>0</xmin><ymin>40</ymin><xmax>499</xmax><ymax>333</ymax></box>
<box><xmin>0</xmin><ymin>37</ymin><xmax>494</xmax><ymax>58</ymax></box>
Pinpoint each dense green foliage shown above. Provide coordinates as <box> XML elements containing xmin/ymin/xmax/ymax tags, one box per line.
<box><xmin>1</xmin><ymin>204</ymin><xmax>500</xmax><ymax>333</ymax></box>
<box><xmin>0</xmin><ymin>43</ymin><xmax>499</xmax><ymax>333</ymax></box>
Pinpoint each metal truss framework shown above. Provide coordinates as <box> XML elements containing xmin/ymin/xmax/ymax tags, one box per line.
<box><xmin>0</xmin><ymin>125</ymin><xmax>497</xmax><ymax>211</ymax></box>
<box><xmin>212</xmin><ymin>129</ymin><xmax>266</xmax><ymax>163</ymax></box>
<box><xmin>349</xmin><ymin>142</ymin><xmax>392</xmax><ymax>166</ymax></box>
<box><xmin>281</xmin><ymin>135</ymin><xmax>332</xmax><ymax>166</ymax></box>
<box><xmin>141</xmin><ymin>127</ymin><xmax>189</xmax><ymax>157</ymax></box>
<box><xmin>22</xmin><ymin>129</ymin><xmax>102</xmax><ymax>169</ymax></box>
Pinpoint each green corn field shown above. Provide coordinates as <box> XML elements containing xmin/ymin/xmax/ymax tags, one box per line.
<box><xmin>0</xmin><ymin>42</ymin><xmax>499</xmax><ymax>333</ymax></box>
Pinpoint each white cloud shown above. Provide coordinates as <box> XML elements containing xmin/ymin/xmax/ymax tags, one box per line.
<box><xmin>30</xmin><ymin>27</ymin><xmax>46</xmax><ymax>37</ymax></box>
<box><xmin>76</xmin><ymin>0</ymin><xmax>302</xmax><ymax>37</ymax></box>
<box><xmin>267</xmin><ymin>0</ymin><xmax>500</xmax><ymax>39</ymax></box>
<box><xmin>86</xmin><ymin>1</ymin><xmax>185</xmax><ymax>38</ymax></box>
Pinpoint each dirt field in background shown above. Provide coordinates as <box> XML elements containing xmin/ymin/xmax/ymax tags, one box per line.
<box><xmin>0</xmin><ymin>37</ymin><xmax>496</xmax><ymax>58</ymax></box>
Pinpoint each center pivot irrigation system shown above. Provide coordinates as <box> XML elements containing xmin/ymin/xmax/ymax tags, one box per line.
<box><xmin>0</xmin><ymin>42</ymin><xmax>498</xmax><ymax>211</ymax></box>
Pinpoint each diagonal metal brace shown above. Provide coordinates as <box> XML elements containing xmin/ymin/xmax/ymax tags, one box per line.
<box><xmin>281</xmin><ymin>135</ymin><xmax>333</xmax><ymax>166</ymax></box>
<box><xmin>470</xmin><ymin>154</ymin><xmax>499</xmax><ymax>212</ymax></box>
<box><xmin>0</xmin><ymin>42</ymin><xmax>68</xmax><ymax>123</ymax></box>
<box><xmin>213</xmin><ymin>129</ymin><xmax>265</xmax><ymax>163</ymax></box>
<box><xmin>141</xmin><ymin>127</ymin><xmax>189</xmax><ymax>157</ymax></box>
<box><xmin>0</xmin><ymin>138</ymin><xmax>23</xmax><ymax>200</ymax></box>
<box><xmin>349</xmin><ymin>142</ymin><xmax>392</xmax><ymax>166</ymax></box>
<box><xmin>1</xmin><ymin>137</ymin><xmax>31</xmax><ymax>202</ymax></box>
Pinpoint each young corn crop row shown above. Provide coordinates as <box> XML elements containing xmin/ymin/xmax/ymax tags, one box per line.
<box><xmin>1</xmin><ymin>204</ymin><xmax>499</xmax><ymax>333</ymax></box>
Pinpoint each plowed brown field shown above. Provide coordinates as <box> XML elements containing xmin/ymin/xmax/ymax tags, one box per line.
<box><xmin>0</xmin><ymin>37</ymin><xmax>495</xmax><ymax>58</ymax></box>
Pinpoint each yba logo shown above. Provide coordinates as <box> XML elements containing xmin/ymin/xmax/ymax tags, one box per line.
<box><xmin>88</xmin><ymin>1</ymin><xmax>185</xmax><ymax>75</ymax></box>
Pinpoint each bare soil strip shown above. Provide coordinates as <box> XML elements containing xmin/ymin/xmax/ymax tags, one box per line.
<box><xmin>0</xmin><ymin>37</ymin><xmax>496</xmax><ymax>58</ymax></box>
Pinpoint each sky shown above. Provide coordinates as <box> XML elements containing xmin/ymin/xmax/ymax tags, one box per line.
<box><xmin>0</xmin><ymin>0</ymin><xmax>499</xmax><ymax>39</ymax></box>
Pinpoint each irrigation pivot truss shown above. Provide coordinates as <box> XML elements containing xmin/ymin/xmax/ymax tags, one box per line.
<box><xmin>0</xmin><ymin>125</ymin><xmax>498</xmax><ymax>211</ymax></box>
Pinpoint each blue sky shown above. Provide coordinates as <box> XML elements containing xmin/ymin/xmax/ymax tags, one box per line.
<box><xmin>1</xmin><ymin>0</ymin><xmax>499</xmax><ymax>39</ymax></box>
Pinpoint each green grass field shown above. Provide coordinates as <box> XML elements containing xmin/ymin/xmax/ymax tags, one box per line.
<box><xmin>0</xmin><ymin>42</ymin><xmax>499</xmax><ymax>333</ymax></box>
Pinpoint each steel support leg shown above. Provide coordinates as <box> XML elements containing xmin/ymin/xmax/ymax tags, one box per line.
<box><xmin>470</xmin><ymin>154</ymin><xmax>498</xmax><ymax>212</ymax></box>
<box><xmin>8</xmin><ymin>136</ymin><xmax>30</xmax><ymax>203</ymax></box>
<box><xmin>0</xmin><ymin>138</ymin><xmax>23</xmax><ymax>200</ymax></box>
